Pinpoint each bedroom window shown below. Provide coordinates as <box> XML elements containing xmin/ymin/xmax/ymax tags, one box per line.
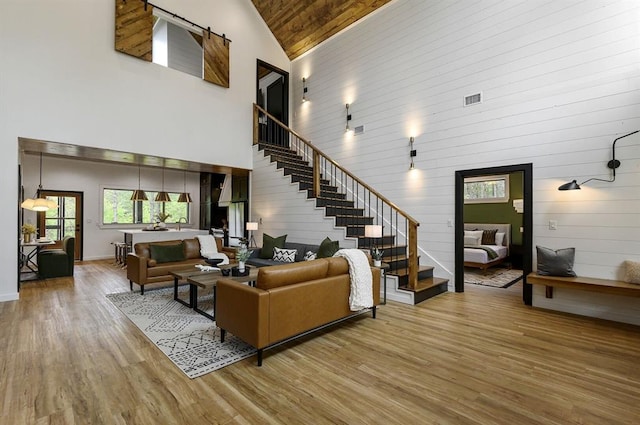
<box><xmin>464</xmin><ymin>175</ymin><xmax>510</xmax><ymax>204</ymax></box>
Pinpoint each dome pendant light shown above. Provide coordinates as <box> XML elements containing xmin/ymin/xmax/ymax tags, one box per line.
<box><xmin>21</xmin><ymin>153</ymin><xmax>58</xmax><ymax>211</ymax></box>
<box><xmin>155</xmin><ymin>168</ymin><xmax>171</xmax><ymax>202</ymax></box>
<box><xmin>131</xmin><ymin>164</ymin><xmax>149</xmax><ymax>201</ymax></box>
<box><xmin>177</xmin><ymin>170</ymin><xmax>192</xmax><ymax>203</ymax></box>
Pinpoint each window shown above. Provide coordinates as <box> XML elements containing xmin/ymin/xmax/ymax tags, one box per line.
<box><xmin>103</xmin><ymin>189</ymin><xmax>189</xmax><ymax>224</ymax></box>
<box><xmin>464</xmin><ymin>175</ymin><xmax>510</xmax><ymax>204</ymax></box>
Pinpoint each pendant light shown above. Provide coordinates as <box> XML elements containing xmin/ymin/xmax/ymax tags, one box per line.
<box><xmin>131</xmin><ymin>164</ymin><xmax>148</xmax><ymax>201</ymax></box>
<box><xmin>155</xmin><ymin>168</ymin><xmax>171</xmax><ymax>202</ymax></box>
<box><xmin>177</xmin><ymin>170</ymin><xmax>192</xmax><ymax>203</ymax></box>
<box><xmin>21</xmin><ymin>153</ymin><xmax>58</xmax><ymax>211</ymax></box>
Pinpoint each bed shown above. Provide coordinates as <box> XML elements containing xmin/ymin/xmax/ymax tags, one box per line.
<box><xmin>464</xmin><ymin>223</ymin><xmax>511</xmax><ymax>273</ymax></box>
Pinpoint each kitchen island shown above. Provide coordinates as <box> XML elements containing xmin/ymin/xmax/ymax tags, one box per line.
<box><xmin>119</xmin><ymin>228</ymin><xmax>209</xmax><ymax>247</ymax></box>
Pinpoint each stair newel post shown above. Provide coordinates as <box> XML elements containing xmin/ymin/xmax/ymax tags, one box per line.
<box><xmin>312</xmin><ymin>150</ymin><xmax>321</xmax><ymax>198</ymax></box>
<box><xmin>408</xmin><ymin>220</ymin><xmax>419</xmax><ymax>290</ymax></box>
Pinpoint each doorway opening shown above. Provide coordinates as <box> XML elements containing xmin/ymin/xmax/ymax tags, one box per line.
<box><xmin>455</xmin><ymin>163</ymin><xmax>533</xmax><ymax>305</ymax></box>
<box><xmin>256</xmin><ymin>59</ymin><xmax>289</xmax><ymax>146</ymax></box>
<box><xmin>37</xmin><ymin>190</ymin><xmax>83</xmax><ymax>261</ymax></box>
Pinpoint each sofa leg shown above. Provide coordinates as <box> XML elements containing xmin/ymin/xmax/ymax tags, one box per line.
<box><xmin>140</xmin><ymin>285</ymin><xmax>144</xmax><ymax>295</ymax></box>
<box><xmin>220</xmin><ymin>329</ymin><xmax>226</xmax><ymax>343</ymax></box>
<box><xmin>257</xmin><ymin>349</ymin><xmax>263</xmax><ymax>367</ymax></box>
<box><xmin>129</xmin><ymin>280</ymin><xmax>133</xmax><ymax>291</ymax></box>
<box><xmin>372</xmin><ymin>306</ymin><xmax>376</xmax><ymax>319</ymax></box>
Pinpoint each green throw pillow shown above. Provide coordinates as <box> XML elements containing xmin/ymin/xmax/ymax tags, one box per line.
<box><xmin>260</xmin><ymin>234</ymin><xmax>287</xmax><ymax>259</ymax></box>
<box><xmin>149</xmin><ymin>243</ymin><xmax>185</xmax><ymax>263</ymax></box>
<box><xmin>317</xmin><ymin>237</ymin><xmax>339</xmax><ymax>258</ymax></box>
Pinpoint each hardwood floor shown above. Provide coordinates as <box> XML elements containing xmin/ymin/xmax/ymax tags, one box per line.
<box><xmin>2</xmin><ymin>260</ymin><xmax>640</xmax><ymax>424</ymax></box>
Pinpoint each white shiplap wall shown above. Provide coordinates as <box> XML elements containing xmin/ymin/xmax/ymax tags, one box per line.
<box><xmin>287</xmin><ymin>0</ymin><xmax>640</xmax><ymax>323</ymax></box>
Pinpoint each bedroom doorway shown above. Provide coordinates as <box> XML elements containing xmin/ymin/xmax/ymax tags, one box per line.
<box><xmin>454</xmin><ymin>164</ymin><xmax>533</xmax><ymax>305</ymax></box>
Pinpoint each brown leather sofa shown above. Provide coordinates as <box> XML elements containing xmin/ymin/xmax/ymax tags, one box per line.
<box><xmin>127</xmin><ymin>237</ymin><xmax>236</xmax><ymax>294</ymax></box>
<box><xmin>216</xmin><ymin>256</ymin><xmax>380</xmax><ymax>365</ymax></box>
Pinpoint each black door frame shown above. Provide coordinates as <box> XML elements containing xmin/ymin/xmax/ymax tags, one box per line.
<box><xmin>454</xmin><ymin>163</ymin><xmax>533</xmax><ymax>305</ymax></box>
<box><xmin>256</xmin><ymin>59</ymin><xmax>289</xmax><ymax>125</ymax></box>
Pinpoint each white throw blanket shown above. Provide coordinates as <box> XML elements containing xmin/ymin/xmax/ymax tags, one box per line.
<box><xmin>333</xmin><ymin>249</ymin><xmax>374</xmax><ymax>311</ymax></box>
<box><xmin>195</xmin><ymin>235</ymin><xmax>229</xmax><ymax>265</ymax></box>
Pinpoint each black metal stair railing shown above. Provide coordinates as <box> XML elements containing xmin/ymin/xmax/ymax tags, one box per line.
<box><xmin>253</xmin><ymin>104</ymin><xmax>420</xmax><ymax>289</ymax></box>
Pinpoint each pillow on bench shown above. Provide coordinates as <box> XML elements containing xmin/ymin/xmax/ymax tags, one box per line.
<box><xmin>536</xmin><ymin>246</ymin><xmax>576</xmax><ymax>277</ymax></box>
<box><xmin>624</xmin><ymin>260</ymin><xmax>640</xmax><ymax>284</ymax></box>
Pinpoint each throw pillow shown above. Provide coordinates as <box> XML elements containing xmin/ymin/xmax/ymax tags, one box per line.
<box><xmin>464</xmin><ymin>230</ymin><xmax>484</xmax><ymax>242</ymax></box>
<box><xmin>624</xmin><ymin>260</ymin><xmax>640</xmax><ymax>284</ymax></box>
<box><xmin>464</xmin><ymin>235</ymin><xmax>480</xmax><ymax>246</ymax></box>
<box><xmin>536</xmin><ymin>246</ymin><xmax>576</xmax><ymax>277</ymax></box>
<box><xmin>260</xmin><ymin>234</ymin><xmax>287</xmax><ymax>259</ymax></box>
<box><xmin>149</xmin><ymin>243</ymin><xmax>185</xmax><ymax>264</ymax></box>
<box><xmin>317</xmin><ymin>237</ymin><xmax>339</xmax><ymax>258</ymax></box>
<box><xmin>272</xmin><ymin>246</ymin><xmax>297</xmax><ymax>263</ymax></box>
<box><xmin>303</xmin><ymin>251</ymin><xmax>317</xmax><ymax>261</ymax></box>
<box><xmin>495</xmin><ymin>232</ymin><xmax>505</xmax><ymax>246</ymax></box>
<box><xmin>482</xmin><ymin>229</ymin><xmax>498</xmax><ymax>245</ymax></box>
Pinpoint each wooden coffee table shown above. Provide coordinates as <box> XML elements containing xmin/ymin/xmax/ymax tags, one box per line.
<box><xmin>170</xmin><ymin>266</ymin><xmax>258</xmax><ymax>321</ymax></box>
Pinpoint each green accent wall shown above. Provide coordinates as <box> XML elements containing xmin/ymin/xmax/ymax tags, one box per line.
<box><xmin>464</xmin><ymin>171</ymin><xmax>524</xmax><ymax>245</ymax></box>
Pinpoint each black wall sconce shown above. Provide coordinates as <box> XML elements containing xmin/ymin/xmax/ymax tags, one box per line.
<box><xmin>558</xmin><ymin>130</ymin><xmax>638</xmax><ymax>190</ymax></box>
<box><xmin>302</xmin><ymin>77</ymin><xmax>308</xmax><ymax>102</ymax></box>
<box><xmin>409</xmin><ymin>136</ymin><xmax>417</xmax><ymax>170</ymax></box>
<box><xmin>345</xmin><ymin>103</ymin><xmax>352</xmax><ymax>132</ymax></box>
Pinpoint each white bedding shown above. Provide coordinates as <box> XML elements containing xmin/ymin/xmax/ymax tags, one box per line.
<box><xmin>464</xmin><ymin>245</ymin><xmax>508</xmax><ymax>264</ymax></box>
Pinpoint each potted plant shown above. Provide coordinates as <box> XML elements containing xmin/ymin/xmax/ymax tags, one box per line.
<box><xmin>154</xmin><ymin>212</ymin><xmax>171</xmax><ymax>228</ymax></box>
<box><xmin>236</xmin><ymin>246</ymin><xmax>253</xmax><ymax>272</ymax></box>
<box><xmin>21</xmin><ymin>223</ymin><xmax>37</xmax><ymax>243</ymax></box>
<box><xmin>371</xmin><ymin>247</ymin><xmax>384</xmax><ymax>267</ymax></box>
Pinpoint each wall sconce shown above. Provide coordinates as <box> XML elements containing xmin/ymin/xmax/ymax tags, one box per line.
<box><xmin>558</xmin><ymin>130</ymin><xmax>638</xmax><ymax>190</ymax></box>
<box><xmin>345</xmin><ymin>103</ymin><xmax>352</xmax><ymax>132</ymax></box>
<box><xmin>409</xmin><ymin>136</ymin><xmax>417</xmax><ymax>170</ymax></box>
<box><xmin>246</xmin><ymin>221</ymin><xmax>258</xmax><ymax>248</ymax></box>
<box><xmin>302</xmin><ymin>77</ymin><xmax>308</xmax><ymax>102</ymax></box>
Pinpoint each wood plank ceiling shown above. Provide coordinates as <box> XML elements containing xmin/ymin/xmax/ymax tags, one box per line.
<box><xmin>251</xmin><ymin>0</ymin><xmax>394</xmax><ymax>60</ymax></box>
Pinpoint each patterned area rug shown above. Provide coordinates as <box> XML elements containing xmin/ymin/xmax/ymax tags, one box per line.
<box><xmin>106</xmin><ymin>287</ymin><xmax>256</xmax><ymax>378</ymax></box>
<box><xmin>464</xmin><ymin>267</ymin><xmax>524</xmax><ymax>288</ymax></box>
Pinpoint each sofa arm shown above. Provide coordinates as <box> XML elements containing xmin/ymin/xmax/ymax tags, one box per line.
<box><xmin>220</xmin><ymin>246</ymin><xmax>237</xmax><ymax>260</ymax></box>
<box><xmin>126</xmin><ymin>253</ymin><xmax>148</xmax><ymax>285</ymax></box>
<box><xmin>216</xmin><ymin>279</ymin><xmax>270</xmax><ymax>349</ymax></box>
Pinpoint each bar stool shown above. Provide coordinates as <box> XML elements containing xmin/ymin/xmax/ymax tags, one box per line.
<box><xmin>112</xmin><ymin>241</ymin><xmax>128</xmax><ymax>268</ymax></box>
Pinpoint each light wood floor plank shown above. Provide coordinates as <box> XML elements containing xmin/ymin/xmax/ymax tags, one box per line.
<box><xmin>2</xmin><ymin>260</ymin><xmax>640</xmax><ymax>424</ymax></box>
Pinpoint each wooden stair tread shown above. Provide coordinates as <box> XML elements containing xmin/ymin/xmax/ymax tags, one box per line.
<box><xmin>389</xmin><ymin>265</ymin><xmax>433</xmax><ymax>277</ymax></box>
<box><xmin>399</xmin><ymin>277</ymin><xmax>449</xmax><ymax>293</ymax></box>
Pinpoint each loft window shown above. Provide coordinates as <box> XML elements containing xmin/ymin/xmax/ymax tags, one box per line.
<box><xmin>464</xmin><ymin>175</ymin><xmax>510</xmax><ymax>204</ymax></box>
<box><xmin>152</xmin><ymin>12</ymin><xmax>203</xmax><ymax>79</ymax></box>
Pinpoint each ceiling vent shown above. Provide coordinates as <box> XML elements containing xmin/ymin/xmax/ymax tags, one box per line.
<box><xmin>464</xmin><ymin>92</ymin><xmax>482</xmax><ymax>107</ymax></box>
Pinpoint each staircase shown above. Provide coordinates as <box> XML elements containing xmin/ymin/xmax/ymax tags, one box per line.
<box><xmin>254</xmin><ymin>105</ymin><xmax>448</xmax><ymax>304</ymax></box>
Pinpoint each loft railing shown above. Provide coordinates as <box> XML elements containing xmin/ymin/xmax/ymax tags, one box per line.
<box><xmin>253</xmin><ymin>104</ymin><xmax>420</xmax><ymax>289</ymax></box>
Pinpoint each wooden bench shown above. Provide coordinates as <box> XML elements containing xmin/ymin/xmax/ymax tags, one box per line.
<box><xmin>527</xmin><ymin>273</ymin><xmax>640</xmax><ymax>299</ymax></box>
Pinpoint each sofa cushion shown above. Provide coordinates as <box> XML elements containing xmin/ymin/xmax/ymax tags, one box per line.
<box><xmin>317</xmin><ymin>237</ymin><xmax>339</xmax><ymax>258</ymax></box>
<box><xmin>149</xmin><ymin>243</ymin><xmax>185</xmax><ymax>263</ymax></box>
<box><xmin>257</xmin><ymin>258</ymin><xmax>329</xmax><ymax>290</ymax></box>
<box><xmin>304</xmin><ymin>251</ymin><xmax>317</xmax><ymax>261</ymax></box>
<box><xmin>260</xmin><ymin>234</ymin><xmax>287</xmax><ymax>259</ymax></box>
<box><xmin>273</xmin><ymin>247</ymin><xmax>297</xmax><ymax>263</ymax></box>
<box><xmin>183</xmin><ymin>238</ymin><xmax>202</xmax><ymax>259</ymax></box>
